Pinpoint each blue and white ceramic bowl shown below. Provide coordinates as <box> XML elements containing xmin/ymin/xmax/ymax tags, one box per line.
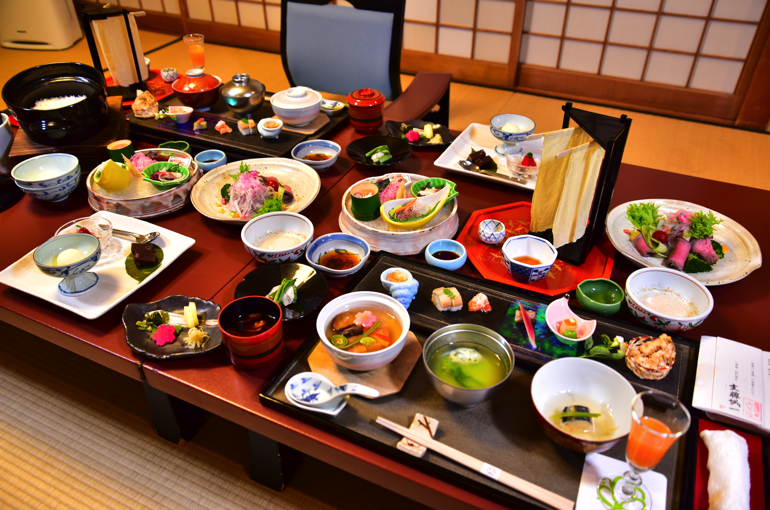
<box><xmin>489</xmin><ymin>114</ymin><xmax>536</xmax><ymax>143</ymax></box>
<box><xmin>306</xmin><ymin>232</ymin><xmax>370</xmax><ymax>278</ymax></box>
<box><xmin>16</xmin><ymin>171</ymin><xmax>80</xmax><ymax>202</ymax></box>
<box><xmin>33</xmin><ymin>233</ymin><xmax>101</xmax><ymax>295</ymax></box>
<box><xmin>194</xmin><ymin>149</ymin><xmax>227</xmax><ymax>173</ymax></box>
<box><xmin>425</xmin><ymin>239</ymin><xmax>467</xmax><ymax>271</ymax></box>
<box><xmin>291</xmin><ymin>139</ymin><xmax>341</xmax><ymax>171</ymax></box>
<box><xmin>501</xmin><ymin>235</ymin><xmax>557</xmax><ymax>283</ymax></box>
<box><xmin>12</xmin><ymin>153</ymin><xmax>80</xmax><ymax>188</ymax></box>
<box><xmin>478</xmin><ymin>219</ymin><xmax>506</xmax><ymax>245</ymax></box>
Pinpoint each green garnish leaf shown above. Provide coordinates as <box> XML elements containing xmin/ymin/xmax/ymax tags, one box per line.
<box><xmin>125</xmin><ymin>244</ymin><xmax>164</xmax><ymax>282</ymax></box>
<box><xmin>221</xmin><ymin>183</ymin><xmax>231</xmax><ymax>203</ymax></box>
<box><xmin>689</xmin><ymin>210</ymin><xmax>723</xmax><ymax>239</ymax></box>
<box><xmin>581</xmin><ymin>334</ymin><xmax>625</xmax><ymax>360</ymax></box>
<box><xmin>443</xmin><ymin>288</ymin><xmax>455</xmax><ymax>299</ymax></box>
<box><xmin>268</xmin><ymin>278</ymin><xmax>297</xmax><ymax>304</ymax></box>
<box><xmin>683</xmin><ymin>253</ymin><xmax>714</xmax><ymax>273</ymax></box>
<box><xmin>627</xmin><ymin>202</ymin><xmax>664</xmax><ymax>231</ymax></box>
<box><xmin>712</xmin><ymin>240</ymin><xmax>725</xmax><ymax>259</ymax></box>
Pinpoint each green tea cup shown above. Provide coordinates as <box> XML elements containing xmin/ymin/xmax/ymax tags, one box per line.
<box><xmin>576</xmin><ymin>278</ymin><xmax>624</xmax><ymax>315</ymax></box>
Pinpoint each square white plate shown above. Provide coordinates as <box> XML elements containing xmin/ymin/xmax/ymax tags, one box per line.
<box><xmin>433</xmin><ymin>123</ymin><xmax>542</xmax><ymax>191</ymax></box>
<box><xmin>0</xmin><ymin>211</ymin><xmax>195</xmax><ymax>320</ymax></box>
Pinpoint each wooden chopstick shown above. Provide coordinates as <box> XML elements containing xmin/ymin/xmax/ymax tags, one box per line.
<box><xmin>376</xmin><ymin>417</ymin><xmax>574</xmax><ymax>510</ymax></box>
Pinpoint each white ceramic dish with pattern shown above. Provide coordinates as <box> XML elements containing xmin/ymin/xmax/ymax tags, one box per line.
<box><xmin>241</xmin><ymin>211</ymin><xmax>314</xmax><ymax>264</ymax></box>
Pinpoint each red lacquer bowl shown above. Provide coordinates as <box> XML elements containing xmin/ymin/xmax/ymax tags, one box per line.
<box><xmin>347</xmin><ymin>88</ymin><xmax>384</xmax><ymax>133</ymax></box>
<box><xmin>218</xmin><ymin>296</ymin><xmax>283</xmax><ymax>369</ymax></box>
<box><xmin>171</xmin><ymin>69</ymin><xmax>222</xmax><ymax>109</ymax></box>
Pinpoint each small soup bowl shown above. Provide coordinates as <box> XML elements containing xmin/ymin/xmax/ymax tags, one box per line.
<box><xmin>291</xmin><ymin>139</ymin><xmax>340</xmax><ymax>172</ymax></box>
<box><xmin>305</xmin><ymin>232</ymin><xmax>370</xmax><ymax>278</ymax></box>
<box><xmin>425</xmin><ymin>239</ymin><xmax>467</xmax><ymax>271</ymax></box>
<box><xmin>577</xmin><ymin>278</ymin><xmax>625</xmax><ymax>315</ymax></box>
<box><xmin>218</xmin><ymin>296</ymin><xmax>284</xmax><ymax>369</ymax></box>
<box><xmin>258</xmin><ymin>118</ymin><xmax>283</xmax><ymax>138</ymax></box>
<box><xmin>501</xmin><ymin>235</ymin><xmax>557</xmax><ymax>283</ymax></box>
<box><xmin>478</xmin><ymin>218</ymin><xmax>505</xmax><ymax>245</ymax></box>
<box><xmin>531</xmin><ymin>357</ymin><xmax>636</xmax><ymax>454</ymax></box>
<box><xmin>316</xmin><ymin>291</ymin><xmax>410</xmax><ymax>371</ymax></box>
<box><xmin>194</xmin><ymin>149</ymin><xmax>227</xmax><ymax>173</ymax></box>
<box><xmin>241</xmin><ymin>212</ymin><xmax>314</xmax><ymax>264</ymax></box>
<box><xmin>33</xmin><ymin>233</ymin><xmax>101</xmax><ymax>296</ymax></box>
<box><xmin>423</xmin><ymin>324</ymin><xmax>515</xmax><ymax>408</ymax></box>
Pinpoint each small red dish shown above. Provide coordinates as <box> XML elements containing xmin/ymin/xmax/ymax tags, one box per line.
<box><xmin>218</xmin><ymin>296</ymin><xmax>283</xmax><ymax>369</ymax></box>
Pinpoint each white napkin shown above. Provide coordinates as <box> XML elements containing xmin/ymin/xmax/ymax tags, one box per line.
<box><xmin>576</xmin><ymin>453</ymin><xmax>667</xmax><ymax>509</ymax></box>
<box><xmin>700</xmin><ymin>429</ymin><xmax>750</xmax><ymax>510</ymax></box>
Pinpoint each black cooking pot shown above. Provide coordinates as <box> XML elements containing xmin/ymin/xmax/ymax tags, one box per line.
<box><xmin>2</xmin><ymin>62</ymin><xmax>109</xmax><ymax>146</ymax></box>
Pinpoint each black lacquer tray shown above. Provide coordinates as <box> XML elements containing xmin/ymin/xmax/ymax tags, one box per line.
<box><xmin>261</xmin><ymin>252</ymin><xmax>698</xmax><ymax>509</ymax></box>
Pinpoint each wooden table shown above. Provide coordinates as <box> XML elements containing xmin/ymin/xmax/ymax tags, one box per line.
<box><xmin>1</xmin><ymin>121</ymin><xmax>768</xmax><ymax>509</ymax></box>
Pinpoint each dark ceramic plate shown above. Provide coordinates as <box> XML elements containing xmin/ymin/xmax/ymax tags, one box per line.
<box><xmin>234</xmin><ymin>263</ymin><xmax>328</xmax><ymax>321</ymax></box>
<box><xmin>122</xmin><ymin>295</ymin><xmax>223</xmax><ymax>360</ymax></box>
<box><xmin>345</xmin><ymin>135</ymin><xmax>413</xmax><ymax>167</ymax></box>
<box><xmin>385</xmin><ymin>120</ymin><xmax>454</xmax><ymax>147</ymax></box>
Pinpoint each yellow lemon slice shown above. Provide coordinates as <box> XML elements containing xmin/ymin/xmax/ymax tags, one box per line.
<box><xmin>96</xmin><ymin>160</ymin><xmax>131</xmax><ymax>193</ymax></box>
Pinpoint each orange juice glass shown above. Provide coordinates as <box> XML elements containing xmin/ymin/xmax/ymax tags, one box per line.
<box><xmin>183</xmin><ymin>34</ymin><xmax>205</xmax><ymax>69</ymax></box>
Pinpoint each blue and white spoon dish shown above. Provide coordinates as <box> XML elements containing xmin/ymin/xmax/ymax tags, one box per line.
<box><xmin>286</xmin><ymin>372</ymin><xmax>379</xmax><ymax>408</ymax></box>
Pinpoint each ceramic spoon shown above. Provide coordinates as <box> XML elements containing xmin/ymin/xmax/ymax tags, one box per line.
<box><xmin>457</xmin><ymin>160</ymin><xmax>527</xmax><ymax>184</ymax></box>
<box><xmin>285</xmin><ymin>372</ymin><xmax>379</xmax><ymax>407</ymax></box>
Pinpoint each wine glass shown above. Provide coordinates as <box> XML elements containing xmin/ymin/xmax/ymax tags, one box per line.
<box><xmin>599</xmin><ymin>390</ymin><xmax>690</xmax><ymax>509</ymax></box>
<box><xmin>183</xmin><ymin>34</ymin><xmax>205</xmax><ymax>70</ymax></box>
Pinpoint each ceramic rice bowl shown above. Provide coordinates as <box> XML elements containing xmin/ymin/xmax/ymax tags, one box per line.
<box><xmin>501</xmin><ymin>235</ymin><xmax>557</xmax><ymax>283</ymax></box>
<box><xmin>241</xmin><ymin>212</ymin><xmax>314</xmax><ymax>264</ymax></box>
<box><xmin>316</xmin><ymin>291</ymin><xmax>410</xmax><ymax>371</ymax></box>
<box><xmin>16</xmin><ymin>171</ymin><xmax>80</xmax><ymax>202</ymax></box>
<box><xmin>305</xmin><ymin>233</ymin><xmax>370</xmax><ymax>278</ymax></box>
<box><xmin>12</xmin><ymin>153</ymin><xmax>80</xmax><ymax>188</ymax></box>
<box><xmin>625</xmin><ymin>267</ymin><xmax>714</xmax><ymax>332</ymax></box>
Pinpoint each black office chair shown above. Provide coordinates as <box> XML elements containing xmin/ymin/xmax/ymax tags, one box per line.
<box><xmin>280</xmin><ymin>0</ymin><xmax>450</xmax><ymax>125</ymax></box>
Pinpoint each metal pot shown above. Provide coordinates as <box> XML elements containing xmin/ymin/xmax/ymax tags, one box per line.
<box><xmin>220</xmin><ymin>73</ymin><xmax>265</xmax><ymax>117</ymax></box>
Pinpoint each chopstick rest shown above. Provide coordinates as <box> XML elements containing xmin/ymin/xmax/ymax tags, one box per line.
<box><xmin>396</xmin><ymin>413</ymin><xmax>438</xmax><ymax>458</ymax></box>
<box><xmin>376</xmin><ymin>416</ymin><xmax>575</xmax><ymax>510</ymax></box>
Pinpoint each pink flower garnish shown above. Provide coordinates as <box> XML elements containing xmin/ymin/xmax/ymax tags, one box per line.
<box><xmin>354</xmin><ymin>310</ymin><xmax>378</xmax><ymax>329</ymax></box>
<box><xmin>405</xmin><ymin>131</ymin><xmax>420</xmax><ymax>143</ymax></box>
<box><xmin>152</xmin><ymin>324</ymin><xmax>177</xmax><ymax>346</ymax></box>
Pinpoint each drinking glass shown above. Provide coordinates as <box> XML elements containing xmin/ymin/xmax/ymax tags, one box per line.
<box><xmin>599</xmin><ymin>390</ymin><xmax>691</xmax><ymax>509</ymax></box>
<box><xmin>183</xmin><ymin>34</ymin><xmax>205</xmax><ymax>69</ymax></box>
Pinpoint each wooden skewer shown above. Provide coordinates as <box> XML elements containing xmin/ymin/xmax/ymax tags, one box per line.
<box><xmin>376</xmin><ymin>417</ymin><xmax>575</xmax><ymax>510</ymax></box>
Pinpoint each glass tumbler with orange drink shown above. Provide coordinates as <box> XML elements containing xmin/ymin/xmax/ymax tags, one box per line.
<box><xmin>183</xmin><ymin>34</ymin><xmax>205</xmax><ymax>69</ymax></box>
<box><xmin>602</xmin><ymin>390</ymin><xmax>690</xmax><ymax>509</ymax></box>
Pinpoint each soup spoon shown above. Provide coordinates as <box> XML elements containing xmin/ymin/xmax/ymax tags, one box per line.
<box><xmin>286</xmin><ymin>372</ymin><xmax>379</xmax><ymax>407</ymax></box>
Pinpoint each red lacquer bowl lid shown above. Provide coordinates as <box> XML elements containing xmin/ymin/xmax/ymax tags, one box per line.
<box><xmin>347</xmin><ymin>88</ymin><xmax>384</xmax><ymax>108</ymax></box>
<box><xmin>172</xmin><ymin>69</ymin><xmax>221</xmax><ymax>93</ymax></box>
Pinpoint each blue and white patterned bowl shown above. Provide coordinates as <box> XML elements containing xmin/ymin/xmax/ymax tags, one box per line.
<box><xmin>478</xmin><ymin>219</ymin><xmax>506</xmax><ymax>245</ymax></box>
<box><xmin>33</xmin><ymin>233</ymin><xmax>101</xmax><ymax>296</ymax></box>
<box><xmin>12</xmin><ymin>153</ymin><xmax>80</xmax><ymax>188</ymax></box>
<box><xmin>16</xmin><ymin>170</ymin><xmax>80</xmax><ymax>202</ymax></box>
<box><xmin>306</xmin><ymin>232</ymin><xmax>370</xmax><ymax>278</ymax></box>
<box><xmin>291</xmin><ymin>139</ymin><xmax>341</xmax><ymax>171</ymax></box>
<box><xmin>489</xmin><ymin>113</ymin><xmax>536</xmax><ymax>143</ymax></box>
<box><xmin>501</xmin><ymin>235</ymin><xmax>557</xmax><ymax>283</ymax></box>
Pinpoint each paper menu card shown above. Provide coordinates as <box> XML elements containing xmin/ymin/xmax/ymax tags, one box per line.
<box><xmin>693</xmin><ymin>336</ymin><xmax>770</xmax><ymax>434</ymax></box>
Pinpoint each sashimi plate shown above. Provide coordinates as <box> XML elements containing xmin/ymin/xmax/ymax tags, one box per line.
<box><xmin>606</xmin><ymin>199</ymin><xmax>761</xmax><ymax>286</ymax></box>
<box><xmin>191</xmin><ymin>158</ymin><xmax>321</xmax><ymax>224</ymax></box>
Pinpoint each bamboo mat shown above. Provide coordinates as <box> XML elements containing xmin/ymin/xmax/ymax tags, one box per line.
<box><xmin>0</xmin><ymin>327</ymin><xmax>428</xmax><ymax>510</ymax></box>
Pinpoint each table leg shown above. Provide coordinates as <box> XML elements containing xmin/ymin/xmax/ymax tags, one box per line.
<box><xmin>142</xmin><ymin>382</ymin><xmax>207</xmax><ymax>443</ymax></box>
<box><xmin>248</xmin><ymin>429</ymin><xmax>302</xmax><ymax>491</ymax></box>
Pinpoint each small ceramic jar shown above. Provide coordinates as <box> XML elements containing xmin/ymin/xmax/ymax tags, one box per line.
<box><xmin>161</xmin><ymin>68</ymin><xmax>178</xmax><ymax>83</ymax></box>
<box><xmin>347</xmin><ymin>88</ymin><xmax>385</xmax><ymax>133</ymax></box>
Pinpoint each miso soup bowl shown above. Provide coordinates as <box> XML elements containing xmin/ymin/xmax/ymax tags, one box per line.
<box><xmin>316</xmin><ymin>291</ymin><xmax>410</xmax><ymax>371</ymax></box>
<box><xmin>218</xmin><ymin>296</ymin><xmax>284</xmax><ymax>370</ymax></box>
<box><xmin>531</xmin><ymin>357</ymin><xmax>636</xmax><ymax>454</ymax></box>
<box><xmin>423</xmin><ymin>324</ymin><xmax>514</xmax><ymax>408</ymax></box>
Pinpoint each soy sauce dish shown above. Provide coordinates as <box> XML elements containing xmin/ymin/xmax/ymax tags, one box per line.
<box><xmin>425</xmin><ymin>239</ymin><xmax>467</xmax><ymax>271</ymax></box>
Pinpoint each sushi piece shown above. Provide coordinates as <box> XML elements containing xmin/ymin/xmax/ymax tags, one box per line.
<box><xmin>468</xmin><ymin>293</ymin><xmax>492</xmax><ymax>313</ymax></box>
<box><xmin>237</xmin><ymin>118</ymin><xmax>257</xmax><ymax>135</ymax></box>
<box><xmin>193</xmin><ymin>118</ymin><xmax>207</xmax><ymax>131</ymax></box>
<box><xmin>432</xmin><ymin>287</ymin><xmax>462</xmax><ymax>312</ymax></box>
<box><xmin>215</xmin><ymin>120</ymin><xmax>233</xmax><ymax>134</ymax></box>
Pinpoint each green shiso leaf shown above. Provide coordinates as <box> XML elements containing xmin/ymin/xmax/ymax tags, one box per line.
<box><xmin>125</xmin><ymin>244</ymin><xmax>164</xmax><ymax>282</ymax></box>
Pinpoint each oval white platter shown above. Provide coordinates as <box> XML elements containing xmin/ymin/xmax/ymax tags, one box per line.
<box><xmin>606</xmin><ymin>199</ymin><xmax>762</xmax><ymax>286</ymax></box>
<box><xmin>338</xmin><ymin>173</ymin><xmax>459</xmax><ymax>256</ymax></box>
<box><xmin>191</xmin><ymin>157</ymin><xmax>321</xmax><ymax>224</ymax></box>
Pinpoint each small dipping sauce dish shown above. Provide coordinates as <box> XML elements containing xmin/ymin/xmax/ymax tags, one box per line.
<box><xmin>478</xmin><ymin>219</ymin><xmax>505</xmax><ymax>245</ymax></box>
<box><xmin>501</xmin><ymin>235</ymin><xmax>557</xmax><ymax>283</ymax></box>
<box><xmin>576</xmin><ymin>278</ymin><xmax>624</xmax><ymax>315</ymax></box>
<box><xmin>425</xmin><ymin>239</ymin><xmax>467</xmax><ymax>271</ymax></box>
<box><xmin>194</xmin><ymin>149</ymin><xmax>227</xmax><ymax>173</ymax></box>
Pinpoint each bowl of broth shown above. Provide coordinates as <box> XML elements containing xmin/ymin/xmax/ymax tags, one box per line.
<box><xmin>423</xmin><ymin>324</ymin><xmax>515</xmax><ymax>407</ymax></box>
<box><xmin>531</xmin><ymin>357</ymin><xmax>636</xmax><ymax>453</ymax></box>
<box><xmin>306</xmin><ymin>232</ymin><xmax>370</xmax><ymax>278</ymax></box>
<box><xmin>501</xmin><ymin>235</ymin><xmax>557</xmax><ymax>283</ymax></box>
<box><xmin>316</xmin><ymin>291</ymin><xmax>410</xmax><ymax>371</ymax></box>
<box><xmin>218</xmin><ymin>296</ymin><xmax>283</xmax><ymax>369</ymax></box>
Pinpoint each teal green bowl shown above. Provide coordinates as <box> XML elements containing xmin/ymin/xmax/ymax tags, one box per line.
<box><xmin>159</xmin><ymin>140</ymin><xmax>191</xmax><ymax>153</ymax></box>
<box><xmin>141</xmin><ymin>161</ymin><xmax>190</xmax><ymax>190</ymax></box>
<box><xmin>576</xmin><ymin>278</ymin><xmax>624</xmax><ymax>315</ymax></box>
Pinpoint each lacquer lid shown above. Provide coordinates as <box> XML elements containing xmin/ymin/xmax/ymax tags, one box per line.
<box><xmin>347</xmin><ymin>88</ymin><xmax>385</xmax><ymax>108</ymax></box>
<box><xmin>173</xmin><ymin>69</ymin><xmax>221</xmax><ymax>93</ymax></box>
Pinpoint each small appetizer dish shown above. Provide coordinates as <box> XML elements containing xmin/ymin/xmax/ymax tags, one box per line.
<box><xmin>291</xmin><ymin>139</ymin><xmax>341</xmax><ymax>172</ymax></box>
<box><xmin>623</xmin><ymin>334</ymin><xmax>676</xmax><ymax>380</ymax></box>
<box><xmin>501</xmin><ymin>235</ymin><xmax>557</xmax><ymax>283</ymax></box>
<box><xmin>55</xmin><ymin>216</ymin><xmax>113</xmax><ymax>250</ymax></box>
<box><xmin>122</xmin><ymin>295</ymin><xmax>223</xmax><ymax>360</ymax></box>
<box><xmin>345</xmin><ymin>135</ymin><xmax>413</xmax><ymax>167</ymax></box>
<box><xmin>505</xmin><ymin>150</ymin><xmax>540</xmax><ymax>180</ymax></box>
<box><xmin>386</xmin><ymin>119</ymin><xmax>454</xmax><ymax>147</ymax></box>
<box><xmin>531</xmin><ymin>357</ymin><xmax>636</xmax><ymax>454</ymax></box>
<box><xmin>576</xmin><ymin>278</ymin><xmax>625</xmax><ymax>315</ymax></box>
<box><xmin>489</xmin><ymin>113</ymin><xmax>536</xmax><ymax>155</ymax></box>
<box><xmin>33</xmin><ymin>234</ymin><xmax>101</xmax><ymax>296</ymax></box>
<box><xmin>381</xmin><ymin>185</ymin><xmax>451</xmax><ymax>231</ymax></box>
<box><xmin>306</xmin><ymin>232</ymin><xmax>370</xmax><ymax>278</ymax></box>
<box><xmin>380</xmin><ymin>268</ymin><xmax>419</xmax><ymax>309</ymax></box>
<box><xmin>545</xmin><ymin>296</ymin><xmax>597</xmax><ymax>343</ymax></box>
<box><xmin>257</xmin><ymin>118</ymin><xmax>283</xmax><ymax>138</ymax></box>
<box><xmin>194</xmin><ymin>149</ymin><xmax>227</xmax><ymax>173</ymax></box>
<box><xmin>218</xmin><ymin>296</ymin><xmax>284</xmax><ymax>369</ymax></box>
<box><xmin>155</xmin><ymin>106</ymin><xmax>193</xmax><ymax>124</ymax></box>
<box><xmin>625</xmin><ymin>267</ymin><xmax>713</xmax><ymax>332</ymax></box>
<box><xmin>241</xmin><ymin>211</ymin><xmax>314</xmax><ymax>264</ymax></box>
<box><xmin>320</xmin><ymin>99</ymin><xmax>345</xmax><ymax>116</ymax></box>
<box><xmin>316</xmin><ymin>291</ymin><xmax>410</xmax><ymax>371</ymax></box>
<box><xmin>422</xmin><ymin>324</ymin><xmax>514</xmax><ymax>407</ymax></box>
<box><xmin>141</xmin><ymin>161</ymin><xmax>190</xmax><ymax>191</ymax></box>
<box><xmin>477</xmin><ymin>218</ymin><xmax>506</xmax><ymax>245</ymax></box>
<box><xmin>425</xmin><ymin>238</ymin><xmax>467</xmax><ymax>271</ymax></box>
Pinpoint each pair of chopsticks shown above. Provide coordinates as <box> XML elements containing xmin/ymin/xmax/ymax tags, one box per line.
<box><xmin>376</xmin><ymin>417</ymin><xmax>575</xmax><ymax>510</ymax></box>
<box><xmin>524</xmin><ymin>132</ymin><xmax>597</xmax><ymax>160</ymax></box>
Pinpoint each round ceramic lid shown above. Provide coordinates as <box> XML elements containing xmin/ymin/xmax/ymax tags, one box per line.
<box><xmin>271</xmin><ymin>87</ymin><xmax>322</xmax><ymax>109</ymax></box>
<box><xmin>174</xmin><ymin>69</ymin><xmax>220</xmax><ymax>93</ymax></box>
<box><xmin>347</xmin><ymin>88</ymin><xmax>384</xmax><ymax>108</ymax></box>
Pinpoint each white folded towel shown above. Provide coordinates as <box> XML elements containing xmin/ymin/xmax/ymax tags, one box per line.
<box><xmin>700</xmin><ymin>429</ymin><xmax>750</xmax><ymax>510</ymax></box>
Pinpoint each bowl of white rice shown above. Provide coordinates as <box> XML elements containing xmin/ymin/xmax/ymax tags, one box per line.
<box><xmin>2</xmin><ymin>63</ymin><xmax>109</xmax><ymax>146</ymax></box>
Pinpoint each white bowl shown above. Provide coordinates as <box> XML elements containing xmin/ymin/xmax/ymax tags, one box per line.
<box><xmin>316</xmin><ymin>291</ymin><xmax>410</xmax><ymax>371</ymax></box>
<box><xmin>270</xmin><ymin>87</ymin><xmax>322</xmax><ymax>126</ymax></box>
<box><xmin>501</xmin><ymin>235</ymin><xmax>557</xmax><ymax>283</ymax></box>
<box><xmin>167</xmin><ymin>105</ymin><xmax>193</xmax><ymax>124</ymax></box>
<box><xmin>241</xmin><ymin>212</ymin><xmax>314</xmax><ymax>264</ymax></box>
<box><xmin>16</xmin><ymin>171</ymin><xmax>80</xmax><ymax>202</ymax></box>
<box><xmin>531</xmin><ymin>358</ymin><xmax>636</xmax><ymax>453</ymax></box>
<box><xmin>625</xmin><ymin>267</ymin><xmax>714</xmax><ymax>332</ymax></box>
<box><xmin>490</xmin><ymin>113</ymin><xmax>536</xmax><ymax>143</ymax></box>
<box><xmin>12</xmin><ymin>153</ymin><xmax>80</xmax><ymax>188</ymax></box>
<box><xmin>291</xmin><ymin>140</ymin><xmax>340</xmax><ymax>171</ymax></box>
<box><xmin>257</xmin><ymin>118</ymin><xmax>283</xmax><ymax>138</ymax></box>
<box><xmin>306</xmin><ymin>232</ymin><xmax>370</xmax><ymax>278</ymax></box>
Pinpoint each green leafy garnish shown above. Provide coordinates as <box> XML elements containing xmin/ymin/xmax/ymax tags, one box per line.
<box><xmin>684</xmin><ymin>253</ymin><xmax>714</xmax><ymax>273</ymax></box>
<box><xmin>689</xmin><ymin>210</ymin><xmax>723</xmax><ymax>239</ymax></box>
<box><xmin>443</xmin><ymin>288</ymin><xmax>455</xmax><ymax>299</ymax></box>
<box><xmin>626</xmin><ymin>202</ymin><xmax>663</xmax><ymax>231</ymax></box>
<box><xmin>552</xmin><ymin>411</ymin><xmax>601</xmax><ymax>420</ymax></box>
<box><xmin>441</xmin><ymin>359</ymin><xmax>485</xmax><ymax>389</ymax></box>
<box><xmin>267</xmin><ymin>278</ymin><xmax>297</xmax><ymax>304</ymax></box>
<box><xmin>581</xmin><ymin>334</ymin><xmax>625</xmax><ymax>360</ymax></box>
<box><xmin>136</xmin><ymin>310</ymin><xmax>170</xmax><ymax>332</ymax></box>
<box><xmin>253</xmin><ymin>185</ymin><xmax>284</xmax><ymax>218</ymax></box>
<box><xmin>125</xmin><ymin>244</ymin><xmax>164</xmax><ymax>282</ymax></box>
<box><xmin>713</xmin><ymin>240</ymin><xmax>724</xmax><ymax>259</ymax></box>
<box><xmin>221</xmin><ymin>183</ymin><xmax>231</xmax><ymax>203</ymax></box>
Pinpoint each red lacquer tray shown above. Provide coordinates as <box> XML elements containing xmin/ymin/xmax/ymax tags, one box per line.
<box><xmin>456</xmin><ymin>202</ymin><xmax>615</xmax><ymax>296</ymax></box>
<box><xmin>105</xmin><ymin>69</ymin><xmax>174</xmax><ymax>108</ymax></box>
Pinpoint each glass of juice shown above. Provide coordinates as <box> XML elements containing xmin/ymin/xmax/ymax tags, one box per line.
<box><xmin>602</xmin><ymin>390</ymin><xmax>690</xmax><ymax>508</ymax></box>
<box><xmin>183</xmin><ymin>34</ymin><xmax>205</xmax><ymax>69</ymax></box>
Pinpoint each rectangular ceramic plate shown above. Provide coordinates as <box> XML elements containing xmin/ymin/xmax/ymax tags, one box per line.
<box><xmin>433</xmin><ymin>123</ymin><xmax>543</xmax><ymax>191</ymax></box>
<box><xmin>0</xmin><ymin>211</ymin><xmax>195</xmax><ymax>320</ymax></box>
